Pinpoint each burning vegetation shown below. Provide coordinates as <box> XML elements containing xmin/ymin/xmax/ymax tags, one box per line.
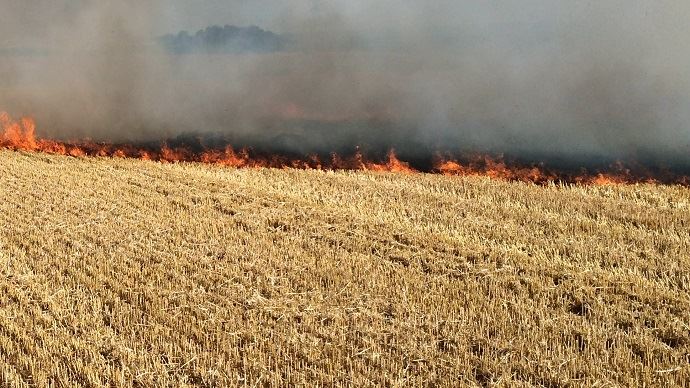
<box><xmin>1</xmin><ymin>111</ymin><xmax>688</xmax><ymax>185</ymax></box>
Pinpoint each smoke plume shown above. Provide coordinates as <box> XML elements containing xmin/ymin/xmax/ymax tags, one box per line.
<box><xmin>1</xmin><ymin>1</ymin><xmax>689</xmax><ymax>170</ymax></box>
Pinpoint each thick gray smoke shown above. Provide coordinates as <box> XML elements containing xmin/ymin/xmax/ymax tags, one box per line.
<box><xmin>1</xmin><ymin>1</ymin><xmax>689</xmax><ymax>167</ymax></box>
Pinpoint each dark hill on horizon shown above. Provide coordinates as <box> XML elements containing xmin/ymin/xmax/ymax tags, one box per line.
<box><xmin>159</xmin><ymin>24</ymin><xmax>286</xmax><ymax>54</ymax></box>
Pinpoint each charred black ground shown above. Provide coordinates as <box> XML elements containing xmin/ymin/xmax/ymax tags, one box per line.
<box><xmin>43</xmin><ymin>130</ymin><xmax>688</xmax><ymax>185</ymax></box>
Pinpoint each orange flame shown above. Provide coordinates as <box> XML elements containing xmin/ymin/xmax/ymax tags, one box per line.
<box><xmin>1</xmin><ymin>112</ymin><xmax>38</xmax><ymax>151</ymax></box>
<box><xmin>1</xmin><ymin>112</ymin><xmax>688</xmax><ymax>185</ymax></box>
<box><xmin>433</xmin><ymin>154</ymin><xmax>557</xmax><ymax>183</ymax></box>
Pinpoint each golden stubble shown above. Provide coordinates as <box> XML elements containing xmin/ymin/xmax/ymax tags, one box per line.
<box><xmin>0</xmin><ymin>150</ymin><xmax>689</xmax><ymax>387</ymax></box>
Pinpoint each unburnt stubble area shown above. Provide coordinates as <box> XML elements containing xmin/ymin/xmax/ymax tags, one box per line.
<box><xmin>0</xmin><ymin>150</ymin><xmax>689</xmax><ymax>386</ymax></box>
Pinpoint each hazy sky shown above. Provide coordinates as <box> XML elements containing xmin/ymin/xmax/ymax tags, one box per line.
<box><xmin>2</xmin><ymin>1</ymin><xmax>688</xmax><ymax>57</ymax></box>
<box><xmin>1</xmin><ymin>1</ymin><xmax>678</xmax><ymax>46</ymax></box>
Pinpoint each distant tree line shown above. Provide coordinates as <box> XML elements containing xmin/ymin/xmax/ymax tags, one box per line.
<box><xmin>159</xmin><ymin>25</ymin><xmax>286</xmax><ymax>54</ymax></box>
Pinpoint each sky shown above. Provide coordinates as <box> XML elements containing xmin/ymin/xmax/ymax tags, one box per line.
<box><xmin>1</xmin><ymin>1</ymin><xmax>677</xmax><ymax>48</ymax></box>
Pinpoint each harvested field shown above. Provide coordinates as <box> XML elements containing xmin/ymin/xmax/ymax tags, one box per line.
<box><xmin>0</xmin><ymin>149</ymin><xmax>689</xmax><ymax>386</ymax></box>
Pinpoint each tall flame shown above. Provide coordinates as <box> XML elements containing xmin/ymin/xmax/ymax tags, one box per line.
<box><xmin>1</xmin><ymin>112</ymin><xmax>38</xmax><ymax>151</ymax></box>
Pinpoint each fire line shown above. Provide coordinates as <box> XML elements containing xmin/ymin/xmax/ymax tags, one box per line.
<box><xmin>1</xmin><ymin>112</ymin><xmax>687</xmax><ymax>186</ymax></box>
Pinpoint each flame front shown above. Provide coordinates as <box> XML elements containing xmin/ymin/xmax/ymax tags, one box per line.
<box><xmin>1</xmin><ymin>112</ymin><xmax>38</xmax><ymax>151</ymax></box>
<box><xmin>1</xmin><ymin>112</ymin><xmax>687</xmax><ymax>185</ymax></box>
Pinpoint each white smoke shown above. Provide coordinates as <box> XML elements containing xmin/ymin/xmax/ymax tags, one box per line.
<box><xmin>1</xmin><ymin>1</ymin><xmax>689</xmax><ymax>166</ymax></box>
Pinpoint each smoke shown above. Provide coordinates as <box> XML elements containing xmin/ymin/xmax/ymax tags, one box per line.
<box><xmin>1</xmin><ymin>1</ymin><xmax>689</xmax><ymax>168</ymax></box>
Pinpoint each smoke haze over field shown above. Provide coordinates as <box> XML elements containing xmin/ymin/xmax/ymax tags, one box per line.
<box><xmin>1</xmin><ymin>1</ymin><xmax>690</xmax><ymax>167</ymax></box>
<box><xmin>159</xmin><ymin>25</ymin><xmax>286</xmax><ymax>54</ymax></box>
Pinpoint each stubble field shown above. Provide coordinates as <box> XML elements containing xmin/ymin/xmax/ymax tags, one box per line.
<box><xmin>0</xmin><ymin>150</ymin><xmax>689</xmax><ymax>387</ymax></box>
